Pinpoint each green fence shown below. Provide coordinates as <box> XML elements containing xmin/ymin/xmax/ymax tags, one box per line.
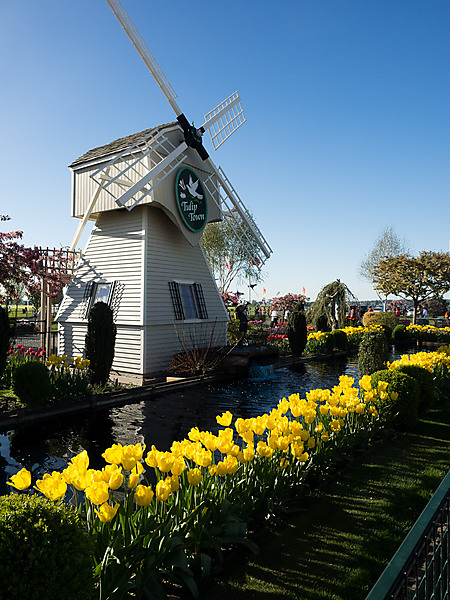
<box><xmin>366</xmin><ymin>469</ymin><xmax>449</xmax><ymax>600</ymax></box>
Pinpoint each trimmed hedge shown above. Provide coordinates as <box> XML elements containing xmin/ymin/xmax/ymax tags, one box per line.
<box><xmin>329</xmin><ymin>329</ymin><xmax>348</xmax><ymax>351</ymax></box>
<box><xmin>0</xmin><ymin>494</ymin><xmax>94</xmax><ymax>600</ymax></box>
<box><xmin>370</xmin><ymin>369</ymin><xmax>420</xmax><ymax>430</ymax></box>
<box><xmin>12</xmin><ymin>360</ymin><xmax>53</xmax><ymax>406</ymax></box>
<box><xmin>394</xmin><ymin>364</ymin><xmax>435</xmax><ymax>413</ymax></box>
<box><xmin>358</xmin><ymin>330</ymin><xmax>389</xmax><ymax>376</ymax></box>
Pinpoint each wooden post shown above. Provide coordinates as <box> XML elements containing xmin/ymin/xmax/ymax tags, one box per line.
<box><xmin>46</xmin><ymin>281</ymin><xmax>52</xmax><ymax>355</ymax></box>
<box><xmin>40</xmin><ymin>276</ymin><xmax>46</xmax><ymax>351</ymax></box>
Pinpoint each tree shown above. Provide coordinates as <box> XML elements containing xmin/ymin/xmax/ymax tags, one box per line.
<box><xmin>360</xmin><ymin>226</ymin><xmax>410</xmax><ymax>286</ymax></box>
<box><xmin>200</xmin><ymin>215</ymin><xmax>264</xmax><ymax>293</ymax></box>
<box><xmin>1</xmin><ymin>216</ymin><xmax>76</xmax><ymax>305</ymax></box>
<box><xmin>271</xmin><ymin>293</ymin><xmax>307</xmax><ymax>314</ymax></box>
<box><xmin>286</xmin><ymin>303</ymin><xmax>307</xmax><ymax>356</ymax></box>
<box><xmin>0</xmin><ymin>216</ymin><xmax>38</xmax><ymax>302</ymax></box>
<box><xmin>308</xmin><ymin>280</ymin><xmax>357</xmax><ymax>331</ymax></box>
<box><xmin>372</xmin><ymin>251</ymin><xmax>450</xmax><ymax>324</ymax></box>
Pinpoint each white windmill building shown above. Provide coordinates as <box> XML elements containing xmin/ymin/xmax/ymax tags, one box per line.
<box><xmin>56</xmin><ymin>1</ymin><xmax>272</xmax><ymax>384</ymax></box>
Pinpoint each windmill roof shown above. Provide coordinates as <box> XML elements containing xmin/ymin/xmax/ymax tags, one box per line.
<box><xmin>69</xmin><ymin>121</ymin><xmax>178</xmax><ymax>168</ymax></box>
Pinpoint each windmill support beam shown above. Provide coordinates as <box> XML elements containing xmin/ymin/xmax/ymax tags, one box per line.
<box><xmin>69</xmin><ymin>172</ymin><xmax>109</xmax><ymax>252</ymax></box>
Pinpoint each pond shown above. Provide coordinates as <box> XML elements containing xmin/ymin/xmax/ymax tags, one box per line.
<box><xmin>0</xmin><ymin>348</ymin><xmax>412</xmax><ymax>495</ymax></box>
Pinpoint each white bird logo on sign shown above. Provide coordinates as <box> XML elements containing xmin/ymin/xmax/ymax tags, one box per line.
<box><xmin>187</xmin><ymin>174</ymin><xmax>203</xmax><ymax>200</ymax></box>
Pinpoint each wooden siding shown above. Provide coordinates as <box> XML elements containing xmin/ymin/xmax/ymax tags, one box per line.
<box><xmin>57</xmin><ymin>207</ymin><xmax>145</xmax><ymax>374</ymax></box>
<box><xmin>58</xmin><ymin>323</ymin><xmax>143</xmax><ymax>375</ymax></box>
<box><xmin>58</xmin><ymin>201</ymin><xmax>227</xmax><ymax>378</ymax></box>
<box><xmin>143</xmin><ymin>206</ymin><xmax>228</xmax><ymax>374</ymax></box>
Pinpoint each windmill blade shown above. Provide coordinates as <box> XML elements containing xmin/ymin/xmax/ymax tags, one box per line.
<box><xmin>202</xmin><ymin>92</ymin><xmax>246</xmax><ymax>150</ymax></box>
<box><xmin>90</xmin><ymin>127</ymin><xmax>188</xmax><ymax>211</ymax></box>
<box><xmin>105</xmin><ymin>0</ymin><xmax>182</xmax><ymax>116</ymax></box>
<box><xmin>203</xmin><ymin>159</ymin><xmax>272</xmax><ymax>268</ymax></box>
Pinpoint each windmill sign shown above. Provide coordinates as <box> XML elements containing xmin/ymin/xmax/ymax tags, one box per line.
<box><xmin>175</xmin><ymin>168</ymin><xmax>207</xmax><ymax>232</ymax></box>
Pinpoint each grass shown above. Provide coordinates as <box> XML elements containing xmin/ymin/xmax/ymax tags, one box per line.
<box><xmin>197</xmin><ymin>401</ymin><xmax>450</xmax><ymax>600</ymax></box>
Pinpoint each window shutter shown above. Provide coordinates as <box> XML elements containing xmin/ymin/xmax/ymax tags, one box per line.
<box><xmin>194</xmin><ymin>283</ymin><xmax>208</xmax><ymax>319</ymax></box>
<box><xmin>82</xmin><ymin>283</ymin><xmax>93</xmax><ymax>319</ymax></box>
<box><xmin>169</xmin><ymin>281</ymin><xmax>184</xmax><ymax>320</ymax></box>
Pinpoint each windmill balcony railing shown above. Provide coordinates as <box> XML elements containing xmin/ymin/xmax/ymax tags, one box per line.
<box><xmin>365</xmin><ymin>469</ymin><xmax>450</xmax><ymax>600</ymax></box>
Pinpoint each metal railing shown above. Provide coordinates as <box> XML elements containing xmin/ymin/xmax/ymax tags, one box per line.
<box><xmin>8</xmin><ymin>317</ymin><xmax>58</xmax><ymax>356</ymax></box>
<box><xmin>366</xmin><ymin>469</ymin><xmax>450</xmax><ymax>600</ymax></box>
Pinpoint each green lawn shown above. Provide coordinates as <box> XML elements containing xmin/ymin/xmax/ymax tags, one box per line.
<box><xmin>198</xmin><ymin>401</ymin><xmax>450</xmax><ymax>600</ymax></box>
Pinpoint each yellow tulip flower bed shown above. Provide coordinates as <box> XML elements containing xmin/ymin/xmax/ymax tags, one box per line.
<box><xmin>5</xmin><ymin>345</ymin><xmax>450</xmax><ymax>597</ymax></box>
<box><xmin>389</xmin><ymin>345</ymin><xmax>450</xmax><ymax>372</ymax></box>
<box><xmin>5</xmin><ymin>370</ymin><xmax>396</xmax><ymax>598</ymax></box>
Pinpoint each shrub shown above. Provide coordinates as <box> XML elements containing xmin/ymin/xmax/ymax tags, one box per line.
<box><xmin>85</xmin><ymin>301</ymin><xmax>117</xmax><ymax>385</ymax></box>
<box><xmin>0</xmin><ymin>494</ymin><xmax>94</xmax><ymax>600</ymax></box>
<box><xmin>370</xmin><ymin>369</ymin><xmax>420</xmax><ymax>429</ymax></box>
<box><xmin>329</xmin><ymin>329</ymin><xmax>348</xmax><ymax>351</ymax></box>
<box><xmin>394</xmin><ymin>364</ymin><xmax>435</xmax><ymax>413</ymax></box>
<box><xmin>392</xmin><ymin>324</ymin><xmax>408</xmax><ymax>343</ymax></box>
<box><xmin>12</xmin><ymin>360</ymin><xmax>52</xmax><ymax>405</ymax></box>
<box><xmin>286</xmin><ymin>302</ymin><xmax>307</xmax><ymax>356</ymax></box>
<box><xmin>0</xmin><ymin>306</ymin><xmax>9</xmax><ymax>378</ymax></box>
<box><xmin>358</xmin><ymin>330</ymin><xmax>389</xmax><ymax>376</ymax></box>
<box><xmin>362</xmin><ymin>310</ymin><xmax>396</xmax><ymax>332</ymax></box>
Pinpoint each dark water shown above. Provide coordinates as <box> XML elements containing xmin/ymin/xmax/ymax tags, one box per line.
<box><xmin>0</xmin><ymin>349</ymin><xmax>412</xmax><ymax>494</ymax></box>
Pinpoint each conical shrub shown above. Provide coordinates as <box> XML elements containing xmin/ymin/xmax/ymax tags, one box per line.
<box><xmin>85</xmin><ymin>301</ymin><xmax>116</xmax><ymax>385</ymax></box>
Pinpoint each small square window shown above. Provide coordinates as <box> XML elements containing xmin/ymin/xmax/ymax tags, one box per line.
<box><xmin>88</xmin><ymin>282</ymin><xmax>115</xmax><ymax>313</ymax></box>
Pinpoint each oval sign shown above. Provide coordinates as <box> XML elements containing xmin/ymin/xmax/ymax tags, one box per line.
<box><xmin>175</xmin><ymin>167</ymin><xmax>208</xmax><ymax>233</ymax></box>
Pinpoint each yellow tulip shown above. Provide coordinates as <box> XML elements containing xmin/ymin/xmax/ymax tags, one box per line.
<box><xmin>170</xmin><ymin>456</ymin><xmax>186</xmax><ymax>475</ymax></box>
<box><xmin>307</xmin><ymin>437</ymin><xmax>316</xmax><ymax>449</ymax></box>
<box><xmin>121</xmin><ymin>443</ymin><xmax>145</xmax><ymax>470</ymax></box>
<box><xmin>216</xmin><ymin>411</ymin><xmax>233</xmax><ymax>427</ymax></box>
<box><xmin>71</xmin><ymin>450</ymin><xmax>89</xmax><ymax>471</ymax></box>
<box><xmin>102</xmin><ymin>443</ymin><xmax>124</xmax><ymax>465</ymax></box>
<box><xmin>7</xmin><ymin>468</ymin><xmax>31</xmax><ymax>491</ymax></box>
<box><xmin>155</xmin><ymin>479</ymin><xmax>171</xmax><ymax>501</ymax></box>
<box><xmin>134</xmin><ymin>484</ymin><xmax>154</xmax><ymax>506</ymax></box>
<box><xmin>94</xmin><ymin>502</ymin><xmax>119</xmax><ymax>523</ymax></box>
<box><xmin>128</xmin><ymin>472</ymin><xmax>139</xmax><ymax>489</ymax></box>
<box><xmin>330</xmin><ymin>420</ymin><xmax>341</xmax><ymax>433</ymax></box>
<box><xmin>85</xmin><ymin>481</ymin><xmax>110</xmax><ymax>505</ymax></box>
<box><xmin>187</xmin><ymin>468</ymin><xmax>203</xmax><ymax>486</ymax></box>
<box><xmin>167</xmin><ymin>474</ymin><xmax>179</xmax><ymax>492</ymax></box>
<box><xmin>35</xmin><ymin>472</ymin><xmax>67</xmax><ymax>501</ymax></box>
<box><xmin>108</xmin><ymin>469</ymin><xmax>124</xmax><ymax>491</ymax></box>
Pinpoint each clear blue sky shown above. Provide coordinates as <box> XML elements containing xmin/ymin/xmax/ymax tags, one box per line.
<box><xmin>1</xmin><ymin>0</ymin><xmax>449</xmax><ymax>302</ymax></box>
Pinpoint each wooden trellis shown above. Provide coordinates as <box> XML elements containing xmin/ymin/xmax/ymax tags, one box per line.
<box><xmin>36</xmin><ymin>247</ymin><xmax>81</xmax><ymax>355</ymax></box>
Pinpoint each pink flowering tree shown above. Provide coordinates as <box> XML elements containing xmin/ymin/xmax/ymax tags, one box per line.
<box><xmin>270</xmin><ymin>293</ymin><xmax>308</xmax><ymax>314</ymax></box>
<box><xmin>1</xmin><ymin>215</ymin><xmax>74</xmax><ymax>304</ymax></box>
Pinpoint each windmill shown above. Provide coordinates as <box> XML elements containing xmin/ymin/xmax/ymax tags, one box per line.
<box><xmin>57</xmin><ymin>0</ymin><xmax>272</xmax><ymax>383</ymax></box>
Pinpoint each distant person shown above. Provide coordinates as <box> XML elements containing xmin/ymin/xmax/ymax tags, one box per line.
<box><xmin>270</xmin><ymin>309</ymin><xmax>279</xmax><ymax>327</ymax></box>
<box><xmin>235</xmin><ymin>303</ymin><xmax>248</xmax><ymax>345</ymax></box>
<box><xmin>422</xmin><ymin>307</ymin><xmax>428</xmax><ymax>318</ymax></box>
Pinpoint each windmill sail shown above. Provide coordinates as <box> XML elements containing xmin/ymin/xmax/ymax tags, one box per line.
<box><xmin>203</xmin><ymin>161</ymin><xmax>272</xmax><ymax>268</ymax></box>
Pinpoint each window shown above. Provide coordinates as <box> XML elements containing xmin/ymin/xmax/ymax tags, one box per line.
<box><xmin>169</xmin><ymin>281</ymin><xmax>208</xmax><ymax>320</ymax></box>
<box><xmin>85</xmin><ymin>281</ymin><xmax>115</xmax><ymax>315</ymax></box>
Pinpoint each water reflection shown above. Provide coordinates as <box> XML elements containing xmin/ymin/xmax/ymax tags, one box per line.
<box><xmin>0</xmin><ymin>351</ymin><xmax>408</xmax><ymax>495</ymax></box>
